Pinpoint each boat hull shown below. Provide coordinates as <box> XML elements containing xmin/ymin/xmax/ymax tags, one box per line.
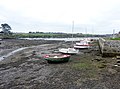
<box><xmin>59</xmin><ymin>48</ymin><xmax>79</xmax><ymax>55</ymax></box>
<box><xmin>44</xmin><ymin>54</ymin><xmax>71</xmax><ymax>63</ymax></box>
<box><xmin>74</xmin><ymin>45</ymin><xmax>90</xmax><ymax>49</ymax></box>
<box><xmin>74</xmin><ymin>41</ymin><xmax>91</xmax><ymax>49</ymax></box>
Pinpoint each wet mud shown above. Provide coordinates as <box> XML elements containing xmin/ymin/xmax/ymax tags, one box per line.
<box><xmin>0</xmin><ymin>39</ymin><xmax>120</xmax><ymax>89</ymax></box>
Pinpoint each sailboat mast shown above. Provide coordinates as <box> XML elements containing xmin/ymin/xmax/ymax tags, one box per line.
<box><xmin>72</xmin><ymin>21</ymin><xmax>74</xmax><ymax>45</ymax></box>
<box><xmin>113</xmin><ymin>29</ymin><xmax>115</xmax><ymax>38</ymax></box>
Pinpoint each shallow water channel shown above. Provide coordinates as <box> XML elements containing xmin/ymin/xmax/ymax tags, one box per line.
<box><xmin>0</xmin><ymin>47</ymin><xmax>29</xmax><ymax>61</ymax></box>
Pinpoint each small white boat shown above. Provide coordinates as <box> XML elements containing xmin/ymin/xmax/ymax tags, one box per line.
<box><xmin>58</xmin><ymin>21</ymin><xmax>78</xmax><ymax>54</ymax></box>
<box><xmin>59</xmin><ymin>48</ymin><xmax>79</xmax><ymax>54</ymax></box>
<box><xmin>74</xmin><ymin>40</ymin><xmax>91</xmax><ymax>49</ymax></box>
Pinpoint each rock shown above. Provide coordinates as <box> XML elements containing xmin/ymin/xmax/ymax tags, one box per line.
<box><xmin>116</xmin><ymin>56</ymin><xmax>120</xmax><ymax>59</ymax></box>
<box><xmin>108</xmin><ymin>68</ymin><xmax>117</xmax><ymax>74</ymax></box>
<box><xmin>94</xmin><ymin>56</ymin><xmax>103</xmax><ymax>61</ymax></box>
<box><xmin>117</xmin><ymin>60</ymin><xmax>120</xmax><ymax>63</ymax></box>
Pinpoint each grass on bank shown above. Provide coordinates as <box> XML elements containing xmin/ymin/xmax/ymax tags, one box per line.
<box><xmin>0</xmin><ymin>33</ymin><xmax>67</xmax><ymax>39</ymax></box>
<box><xmin>13</xmin><ymin>33</ymin><xmax>60</xmax><ymax>38</ymax></box>
<box><xmin>110</xmin><ymin>37</ymin><xmax>120</xmax><ymax>40</ymax></box>
<box><xmin>0</xmin><ymin>32</ymin><xmax>96</xmax><ymax>39</ymax></box>
<box><xmin>70</xmin><ymin>55</ymin><xmax>107</xmax><ymax>78</ymax></box>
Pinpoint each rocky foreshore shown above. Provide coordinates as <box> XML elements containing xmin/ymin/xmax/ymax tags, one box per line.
<box><xmin>0</xmin><ymin>39</ymin><xmax>120</xmax><ymax>89</ymax></box>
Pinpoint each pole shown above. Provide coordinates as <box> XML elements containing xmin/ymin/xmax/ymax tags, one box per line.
<box><xmin>72</xmin><ymin>21</ymin><xmax>74</xmax><ymax>46</ymax></box>
<box><xmin>92</xmin><ymin>26</ymin><xmax>94</xmax><ymax>37</ymax></box>
<box><xmin>85</xmin><ymin>27</ymin><xmax>87</xmax><ymax>38</ymax></box>
<box><xmin>113</xmin><ymin>29</ymin><xmax>115</xmax><ymax>38</ymax></box>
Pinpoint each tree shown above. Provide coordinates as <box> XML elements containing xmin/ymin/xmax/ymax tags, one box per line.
<box><xmin>1</xmin><ymin>23</ymin><xmax>12</xmax><ymax>35</ymax></box>
<box><xmin>118</xmin><ymin>31</ymin><xmax>120</xmax><ymax>34</ymax></box>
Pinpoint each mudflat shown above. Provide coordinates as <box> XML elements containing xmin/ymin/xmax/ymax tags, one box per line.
<box><xmin>0</xmin><ymin>39</ymin><xmax>120</xmax><ymax>89</ymax></box>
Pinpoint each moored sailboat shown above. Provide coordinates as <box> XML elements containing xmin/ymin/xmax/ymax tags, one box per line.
<box><xmin>58</xmin><ymin>21</ymin><xmax>79</xmax><ymax>54</ymax></box>
<box><xmin>74</xmin><ymin>39</ymin><xmax>91</xmax><ymax>49</ymax></box>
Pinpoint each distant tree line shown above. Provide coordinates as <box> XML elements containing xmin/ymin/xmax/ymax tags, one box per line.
<box><xmin>0</xmin><ymin>23</ymin><xmax>107</xmax><ymax>39</ymax></box>
<box><xmin>29</xmin><ymin>31</ymin><xmax>67</xmax><ymax>34</ymax></box>
<box><xmin>12</xmin><ymin>32</ymin><xmax>106</xmax><ymax>38</ymax></box>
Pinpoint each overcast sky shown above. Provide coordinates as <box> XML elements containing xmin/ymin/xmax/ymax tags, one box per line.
<box><xmin>0</xmin><ymin>0</ymin><xmax>120</xmax><ymax>34</ymax></box>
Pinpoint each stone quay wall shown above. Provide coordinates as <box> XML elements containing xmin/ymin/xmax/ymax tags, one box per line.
<box><xmin>98</xmin><ymin>38</ymin><xmax>120</xmax><ymax>57</ymax></box>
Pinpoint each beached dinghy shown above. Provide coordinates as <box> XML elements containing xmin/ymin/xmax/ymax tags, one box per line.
<box><xmin>74</xmin><ymin>40</ymin><xmax>91</xmax><ymax>49</ymax></box>
<box><xmin>43</xmin><ymin>54</ymin><xmax>71</xmax><ymax>63</ymax></box>
<box><xmin>58</xmin><ymin>21</ymin><xmax>79</xmax><ymax>55</ymax></box>
<box><xmin>59</xmin><ymin>48</ymin><xmax>79</xmax><ymax>54</ymax></box>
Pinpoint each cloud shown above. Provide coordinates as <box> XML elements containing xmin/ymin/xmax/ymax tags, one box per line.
<box><xmin>0</xmin><ymin>0</ymin><xmax>120</xmax><ymax>34</ymax></box>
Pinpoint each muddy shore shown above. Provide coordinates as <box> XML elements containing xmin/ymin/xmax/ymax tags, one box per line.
<box><xmin>0</xmin><ymin>39</ymin><xmax>120</xmax><ymax>89</ymax></box>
